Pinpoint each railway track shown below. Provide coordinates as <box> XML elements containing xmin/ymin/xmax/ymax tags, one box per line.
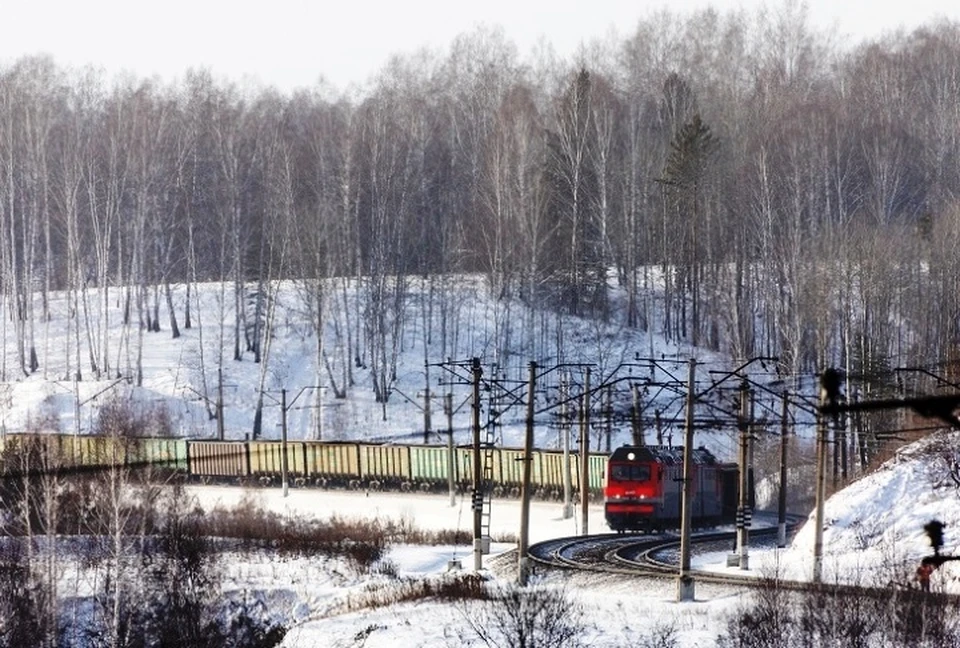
<box><xmin>528</xmin><ymin>518</ymin><xmax>794</xmax><ymax>588</ymax></box>
<box><xmin>528</xmin><ymin>514</ymin><xmax>953</xmax><ymax>602</ymax></box>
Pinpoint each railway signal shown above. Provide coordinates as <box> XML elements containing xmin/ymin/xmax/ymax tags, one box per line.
<box><xmin>917</xmin><ymin>520</ymin><xmax>960</xmax><ymax>591</ymax></box>
<box><xmin>471</xmin><ymin>488</ymin><xmax>484</xmax><ymax>512</ymax></box>
<box><xmin>919</xmin><ymin>520</ymin><xmax>960</xmax><ymax>569</ymax></box>
<box><xmin>925</xmin><ymin>520</ymin><xmax>946</xmax><ymax>555</ymax></box>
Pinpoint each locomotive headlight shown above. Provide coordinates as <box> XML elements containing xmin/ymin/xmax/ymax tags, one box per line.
<box><xmin>627</xmin><ymin>452</ymin><xmax>636</xmax><ymax>460</ymax></box>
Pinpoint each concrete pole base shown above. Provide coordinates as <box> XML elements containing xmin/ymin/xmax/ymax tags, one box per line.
<box><xmin>677</xmin><ymin>575</ymin><xmax>695</xmax><ymax>602</ymax></box>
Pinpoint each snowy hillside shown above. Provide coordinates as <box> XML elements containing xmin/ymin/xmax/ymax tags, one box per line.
<box><xmin>760</xmin><ymin>431</ymin><xmax>960</xmax><ymax>591</ymax></box>
<box><xmin>0</xmin><ymin>278</ymin><xmax>750</xmax><ymax>456</ymax></box>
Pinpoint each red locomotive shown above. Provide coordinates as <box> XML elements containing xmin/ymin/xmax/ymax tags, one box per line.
<box><xmin>604</xmin><ymin>445</ymin><xmax>739</xmax><ymax>532</ymax></box>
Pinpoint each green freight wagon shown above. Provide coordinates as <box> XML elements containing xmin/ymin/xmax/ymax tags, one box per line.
<box><xmin>408</xmin><ymin>444</ymin><xmax>451</xmax><ymax>489</ymax></box>
<box><xmin>134</xmin><ymin>437</ymin><xmax>189</xmax><ymax>473</ymax></box>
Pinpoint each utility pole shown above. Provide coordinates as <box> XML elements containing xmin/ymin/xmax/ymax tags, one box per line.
<box><xmin>632</xmin><ymin>384</ymin><xmax>644</xmax><ymax>446</ymax></box>
<box><xmin>580</xmin><ymin>367</ymin><xmax>591</xmax><ymax>536</ymax></box>
<box><xmin>281</xmin><ymin>388</ymin><xmax>289</xmax><ymax>497</ymax></box>
<box><xmin>778</xmin><ymin>391</ymin><xmax>789</xmax><ymax>548</ymax></box>
<box><xmin>471</xmin><ymin>357</ymin><xmax>484</xmax><ymax>571</ymax></box>
<box><xmin>314</xmin><ymin>384</ymin><xmax>324</xmax><ymax>440</ymax></box>
<box><xmin>423</xmin><ymin>362</ymin><xmax>432</xmax><ymax>443</ymax></box>
<box><xmin>562</xmin><ymin>371</ymin><xmax>573</xmax><ymax>519</ymax></box>
<box><xmin>263</xmin><ymin>386</ymin><xmax>319</xmax><ymax>496</ymax></box>
<box><xmin>518</xmin><ymin>361</ymin><xmax>537</xmax><ymax>585</ymax></box>
<box><xmin>832</xmin><ymin>399</ymin><xmax>839</xmax><ymax>489</ymax></box>
<box><xmin>677</xmin><ymin>358</ymin><xmax>697</xmax><ymax>602</ymax></box>
<box><xmin>74</xmin><ymin>379</ymin><xmax>81</xmax><ymax>437</ymax></box>
<box><xmin>813</xmin><ymin>377</ymin><xmax>829</xmax><ymax>583</ymax></box>
<box><xmin>604</xmin><ymin>387</ymin><xmax>613</xmax><ymax>453</ymax></box>
<box><xmin>736</xmin><ymin>380</ymin><xmax>751</xmax><ymax>570</ymax></box>
<box><xmin>217</xmin><ymin>366</ymin><xmax>225</xmax><ymax>440</ymax></box>
<box><xmin>446</xmin><ymin>392</ymin><xmax>455</xmax><ymax>507</ymax></box>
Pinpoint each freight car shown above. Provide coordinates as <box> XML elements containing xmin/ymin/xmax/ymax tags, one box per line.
<box><xmin>186</xmin><ymin>439</ymin><xmax>610</xmax><ymax>500</ymax></box>
<box><xmin>0</xmin><ymin>433</ymin><xmax>609</xmax><ymax>501</ymax></box>
<box><xmin>604</xmin><ymin>445</ymin><xmax>738</xmax><ymax>532</ymax></box>
<box><xmin>0</xmin><ymin>433</ymin><xmax>189</xmax><ymax>475</ymax></box>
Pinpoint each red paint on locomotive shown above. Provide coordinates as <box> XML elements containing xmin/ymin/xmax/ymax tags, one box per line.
<box><xmin>604</xmin><ymin>445</ymin><xmax>735</xmax><ymax>532</ymax></box>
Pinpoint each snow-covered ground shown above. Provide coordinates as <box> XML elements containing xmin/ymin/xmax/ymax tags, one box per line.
<box><xmin>188</xmin><ymin>430</ymin><xmax>960</xmax><ymax>648</ymax></box>
<box><xmin>3</xmin><ymin>278</ymin><xmax>958</xmax><ymax>644</ymax></box>
<box><xmin>191</xmin><ymin>485</ymin><xmax>744</xmax><ymax>647</ymax></box>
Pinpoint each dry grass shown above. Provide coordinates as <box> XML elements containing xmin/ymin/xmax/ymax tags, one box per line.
<box><xmin>335</xmin><ymin>573</ymin><xmax>491</xmax><ymax>613</ymax></box>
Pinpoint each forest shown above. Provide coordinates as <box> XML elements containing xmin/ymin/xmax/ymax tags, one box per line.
<box><xmin>1</xmin><ymin>4</ymin><xmax>959</xmax><ymax>401</ymax></box>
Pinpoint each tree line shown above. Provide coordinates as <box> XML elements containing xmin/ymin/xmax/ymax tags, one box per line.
<box><xmin>1</xmin><ymin>4</ymin><xmax>960</xmax><ymax>401</ymax></box>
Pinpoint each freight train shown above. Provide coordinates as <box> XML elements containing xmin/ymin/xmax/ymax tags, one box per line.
<box><xmin>604</xmin><ymin>445</ymin><xmax>740</xmax><ymax>532</ymax></box>
<box><xmin>0</xmin><ymin>433</ymin><xmax>609</xmax><ymax>500</ymax></box>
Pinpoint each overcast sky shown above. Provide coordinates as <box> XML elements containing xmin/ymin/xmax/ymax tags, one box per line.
<box><xmin>2</xmin><ymin>0</ymin><xmax>959</xmax><ymax>92</ymax></box>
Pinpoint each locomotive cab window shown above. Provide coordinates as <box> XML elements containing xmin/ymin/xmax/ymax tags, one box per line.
<box><xmin>611</xmin><ymin>465</ymin><xmax>651</xmax><ymax>481</ymax></box>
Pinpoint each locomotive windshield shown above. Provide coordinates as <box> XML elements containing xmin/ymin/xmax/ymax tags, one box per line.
<box><xmin>610</xmin><ymin>464</ymin><xmax>651</xmax><ymax>481</ymax></box>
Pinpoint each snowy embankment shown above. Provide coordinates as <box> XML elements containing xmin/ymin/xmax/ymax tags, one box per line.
<box><xmin>179</xmin><ymin>429</ymin><xmax>960</xmax><ymax>646</ymax></box>
<box><xmin>190</xmin><ymin>485</ymin><xmax>740</xmax><ymax>647</ymax></box>
<box><xmin>774</xmin><ymin>433</ymin><xmax>960</xmax><ymax>590</ymax></box>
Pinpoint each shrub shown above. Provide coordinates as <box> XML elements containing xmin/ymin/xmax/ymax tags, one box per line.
<box><xmin>199</xmin><ymin>501</ymin><xmax>390</xmax><ymax>570</ymax></box>
<box><xmin>634</xmin><ymin>621</ymin><xmax>680</xmax><ymax>648</ymax></box>
<box><xmin>0</xmin><ymin>541</ymin><xmax>54</xmax><ymax>647</ymax></box>
<box><xmin>458</xmin><ymin>584</ymin><xmax>588</xmax><ymax>648</ymax></box>
<box><xmin>337</xmin><ymin>573</ymin><xmax>491</xmax><ymax>614</ymax></box>
<box><xmin>717</xmin><ymin>580</ymin><xmax>960</xmax><ymax>648</ymax></box>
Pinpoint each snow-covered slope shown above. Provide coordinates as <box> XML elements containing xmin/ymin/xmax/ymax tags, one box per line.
<box><xmin>763</xmin><ymin>432</ymin><xmax>960</xmax><ymax>590</ymax></box>
<box><xmin>0</xmin><ymin>279</ymin><xmax>740</xmax><ymax>455</ymax></box>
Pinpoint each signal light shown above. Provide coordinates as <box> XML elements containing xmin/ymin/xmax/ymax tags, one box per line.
<box><xmin>925</xmin><ymin>520</ymin><xmax>946</xmax><ymax>556</ymax></box>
